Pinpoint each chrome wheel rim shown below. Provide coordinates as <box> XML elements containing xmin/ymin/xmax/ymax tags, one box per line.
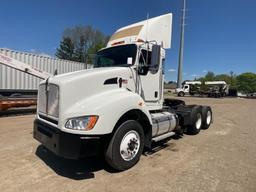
<box><xmin>196</xmin><ymin>113</ymin><xmax>202</xmax><ymax>129</ymax></box>
<box><xmin>206</xmin><ymin>111</ymin><xmax>212</xmax><ymax>125</ymax></box>
<box><xmin>120</xmin><ymin>130</ymin><xmax>140</xmax><ymax>161</ymax></box>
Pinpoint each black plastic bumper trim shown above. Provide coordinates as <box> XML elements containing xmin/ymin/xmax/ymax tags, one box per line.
<box><xmin>33</xmin><ymin>119</ymin><xmax>102</xmax><ymax>159</ymax></box>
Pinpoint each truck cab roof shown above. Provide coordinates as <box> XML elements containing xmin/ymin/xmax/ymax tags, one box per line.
<box><xmin>107</xmin><ymin>13</ymin><xmax>172</xmax><ymax>49</ymax></box>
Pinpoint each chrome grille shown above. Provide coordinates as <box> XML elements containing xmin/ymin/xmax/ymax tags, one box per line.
<box><xmin>38</xmin><ymin>83</ymin><xmax>59</xmax><ymax>118</ymax></box>
<box><xmin>47</xmin><ymin>84</ymin><xmax>59</xmax><ymax>117</ymax></box>
<box><xmin>38</xmin><ymin>84</ymin><xmax>47</xmax><ymax>114</ymax></box>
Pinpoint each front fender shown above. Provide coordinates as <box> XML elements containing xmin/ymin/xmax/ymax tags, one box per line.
<box><xmin>59</xmin><ymin>89</ymin><xmax>152</xmax><ymax>135</ymax></box>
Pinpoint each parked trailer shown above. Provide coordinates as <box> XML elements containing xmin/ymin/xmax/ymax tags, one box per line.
<box><xmin>0</xmin><ymin>98</ymin><xmax>37</xmax><ymax>111</ymax></box>
<box><xmin>0</xmin><ymin>48</ymin><xmax>92</xmax><ymax>91</ymax></box>
<box><xmin>0</xmin><ymin>49</ymin><xmax>92</xmax><ymax>112</ymax></box>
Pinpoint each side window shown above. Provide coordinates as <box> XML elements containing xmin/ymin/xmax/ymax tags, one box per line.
<box><xmin>139</xmin><ymin>49</ymin><xmax>160</xmax><ymax>74</ymax></box>
<box><xmin>99</xmin><ymin>57</ymin><xmax>114</xmax><ymax>66</ymax></box>
<box><xmin>139</xmin><ymin>50</ymin><xmax>151</xmax><ymax>66</ymax></box>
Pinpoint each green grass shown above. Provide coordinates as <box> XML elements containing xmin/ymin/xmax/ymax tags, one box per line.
<box><xmin>164</xmin><ymin>91</ymin><xmax>176</xmax><ymax>98</ymax></box>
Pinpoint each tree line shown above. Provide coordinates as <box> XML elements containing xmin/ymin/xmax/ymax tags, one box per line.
<box><xmin>56</xmin><ymin>25</ymin><xmax>109</xmax><ymax>63</ymax></box>
<box><xmin>197</xmin><ymin>71</ymin><xmax>256</xmax><ymax>94</ymax></box>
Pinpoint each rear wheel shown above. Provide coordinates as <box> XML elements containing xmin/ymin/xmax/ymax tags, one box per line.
<box><xmin>187</xmin><ymin>106</ymin><xmax>203</xmax><ymax>135</ymax></box>
<box><xmin>201</xmin><ymin>106</ymin><xmax>212</xmax><ymax>129</ymax></box>
<box><xmin>105</xmin><ymin>120</ymin><xmax>144</xmax><ymax>171</ymax></box>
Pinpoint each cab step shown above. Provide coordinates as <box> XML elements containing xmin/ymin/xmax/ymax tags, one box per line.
<box><xmin>152</xmin><ymin>132</ymin><xmax>175</xmax><ymax>142</ymax></box>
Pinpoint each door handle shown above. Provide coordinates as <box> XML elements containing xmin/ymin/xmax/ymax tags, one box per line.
<box><xmin>154</xmin><ymin>91</ymin><xmax>158</xmax><ymax>98</ymax></box>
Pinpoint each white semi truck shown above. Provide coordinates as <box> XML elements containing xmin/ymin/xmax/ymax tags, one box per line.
<box><xmin>33</xmin><ymin>13</ymin><xmax>213</xmax><ymax>171</ymax></box>
<box><xmin>176</xmin><ymin>80</ymin><xmax>228</xmax><ymax>97</ymax></box>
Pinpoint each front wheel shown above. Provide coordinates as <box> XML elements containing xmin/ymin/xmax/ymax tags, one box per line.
<box><xmin>105</xmin><ymin>120</ymin><xmax>144</xmax><ymax>171</ymax></box>
<box><xmin>178</xmin><ymin>91</ymin><xmax>185</xmax><ymax>97</ymax></box>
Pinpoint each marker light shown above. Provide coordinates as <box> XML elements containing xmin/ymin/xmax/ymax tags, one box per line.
<box><xmin>111</xmin><ymin>41</ymin><xmax>125</xmax><ymax>46</ymax></box>
<box><xmin>137</xmin><ymin>39</ymin><xmax>145</xmax><ymax>43</ymax></box>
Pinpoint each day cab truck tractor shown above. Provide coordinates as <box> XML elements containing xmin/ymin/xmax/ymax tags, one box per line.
<box><xmin>33</xmin><ymin>13</ymin><xmax>213</xmax><ymax>171</ymax></box>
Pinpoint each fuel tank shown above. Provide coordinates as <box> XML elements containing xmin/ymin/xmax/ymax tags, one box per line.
<box><xmin>151</xmin><ymin>111</ymin><xmax>178</xmax><ymax>137</ymax></box>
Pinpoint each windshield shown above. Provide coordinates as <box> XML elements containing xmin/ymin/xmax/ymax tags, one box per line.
<box><xmin>94</xmin><ymin>44</ymin><xmax>137</xmax><ymax>68</ymax></box>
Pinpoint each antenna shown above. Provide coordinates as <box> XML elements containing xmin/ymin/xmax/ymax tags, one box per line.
<box><xmin>177</xmin><ymin>0</ymin><xmax>187</xmax><ymax>88</ymax></box>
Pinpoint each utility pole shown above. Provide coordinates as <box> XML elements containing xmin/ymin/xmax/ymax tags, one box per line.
<box><xmin>177</xmin><ymin>0</ymin><xmax>186</xmax><ymax>88</ymax></box>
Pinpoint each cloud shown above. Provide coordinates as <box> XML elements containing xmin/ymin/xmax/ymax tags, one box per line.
<box><xmin>38</xmin><ymin>53</ymin><xmax>52</xmax><ymax>58</ymax></box>
<box><xmin>191</xmin><ymin>74</ymin><xmax>198</xmax><ymax>77</ymax></box>
<box><xmin>28</xmin><ymin>49</ymin><xmax>52</xmax><ymax>57</ymax></box>
<box><xmin>202</xmin><ymin>70</ymin><xmax>208</xmax><ymax>73</ymax></box>
<box><xmin>168</xmin><ymin>69</ymin><xmax>176</xmax><ymax>72</ymax></box>
<box><xmin>30</xmin><ymin>49</ymin><xmax>36</xmax><ymax>53</ymax></box>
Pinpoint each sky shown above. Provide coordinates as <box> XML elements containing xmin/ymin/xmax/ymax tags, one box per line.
<box><xmin>0</xmin><ymin>0</ymin><xmax>256</xmax><ymax>81</ymax></box>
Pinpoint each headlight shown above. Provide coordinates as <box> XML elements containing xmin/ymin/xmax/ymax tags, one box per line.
<box><xmin>65</xmin><ymin>116</ymin><xmax>98</xmax><ymax>131</ymax></box>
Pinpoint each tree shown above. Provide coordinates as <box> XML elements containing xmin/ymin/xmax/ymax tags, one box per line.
<box><xmin>229</xmin><ymin>71</ymin><xmax>237</xmax><ymax>87</ymax></box>
<box><xmin>74</xmin><ymin>35</ymin><xmax>86</xmax><ymax>62</ymax></box>
<box><xmin>204</xmin><ymin>71</ymin><xmax>215</xmax><ymax>81</ymax></box>
<box><xmin>56</xmin><ymin>25</ymin><xmax>109</xmax><ymax>63</ymax></box>
<box><xmin>55</xmin><ymin>37</ymin><xmax>75</xmax><ymax>60</ymax></box>
<box><xmin>214</xmin><ymin>74</ymin><xmax>232</xmax><ymax>84</ymax></box>
<box><xmin>236</xmin><ymin>72</ymin><xmax>256</xmax><ymax>93</ymax></box>
<box><xmin>198</xmin><ymin>71</ymin><xmax>256</xmax><ymax>93</ymax></box>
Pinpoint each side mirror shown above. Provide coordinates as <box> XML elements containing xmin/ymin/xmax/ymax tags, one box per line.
<box><xmin>151</xmin><ymin>45</ymin><xmax>161</xmax><ymax>67</ymax></box>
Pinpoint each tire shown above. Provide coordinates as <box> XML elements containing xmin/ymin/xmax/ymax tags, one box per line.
<box><xmin>201</xmin><ymin>106</ymin><xmax>212</xmax><ymax>129</ymax></box>
<box><xmin>187</xmin><ymin>106</ymin><xmax>203</xmax><ymax>135</ymax></box>
<box><xmin>178</xmin><ymin>92</ymin><xmax>185</xmax><ymax>97</ymax></box>
<box><xmin>105</xmin><ymin>120</ymin><xmax>145</xmax><ymax>171</ymax></box>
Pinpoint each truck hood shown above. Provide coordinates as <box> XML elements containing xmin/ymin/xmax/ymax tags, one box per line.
<box><xmin>48</xmin><ymin>67</ymin><xmax>132</xmax><ymax>84</ymax></box>
<box><xmin>49</xmin><ymin>66</ymin><xmax>136</xmax><ymax>94</ymax></box>
<box><xmin>44</xmin><ymin>67</ymin><xmax>136</xmax><ymax>118</ymax></box>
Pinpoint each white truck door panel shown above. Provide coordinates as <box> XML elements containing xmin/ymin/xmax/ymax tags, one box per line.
<box><xmin>138</xmin><ymin>49</ymin><xmax>162</xmax><ymax>102</ymax></box>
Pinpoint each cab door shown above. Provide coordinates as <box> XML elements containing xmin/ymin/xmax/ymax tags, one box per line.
<box><xmin>138</xmin><ymin>48</ymin><xmax>162</xmax><ymax>104</ymax></box>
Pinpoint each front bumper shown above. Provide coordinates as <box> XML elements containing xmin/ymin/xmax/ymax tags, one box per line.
<box><xmin>33</xmin><ymin>119</ymin><xmax>101</xmax><ymax>159</ymax></box>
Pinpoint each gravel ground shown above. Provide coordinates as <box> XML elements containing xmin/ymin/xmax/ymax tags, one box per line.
<box><xmin>0</xmin><ymin>97</ymin><xmax>255</xmax><ymax>192</ymax></box>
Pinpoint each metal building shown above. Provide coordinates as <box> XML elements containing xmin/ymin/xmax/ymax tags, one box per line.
<box><xmin>0</xmin><ymin>49</ymin><xmax>92</xmax><ymax>90</ymax></box>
